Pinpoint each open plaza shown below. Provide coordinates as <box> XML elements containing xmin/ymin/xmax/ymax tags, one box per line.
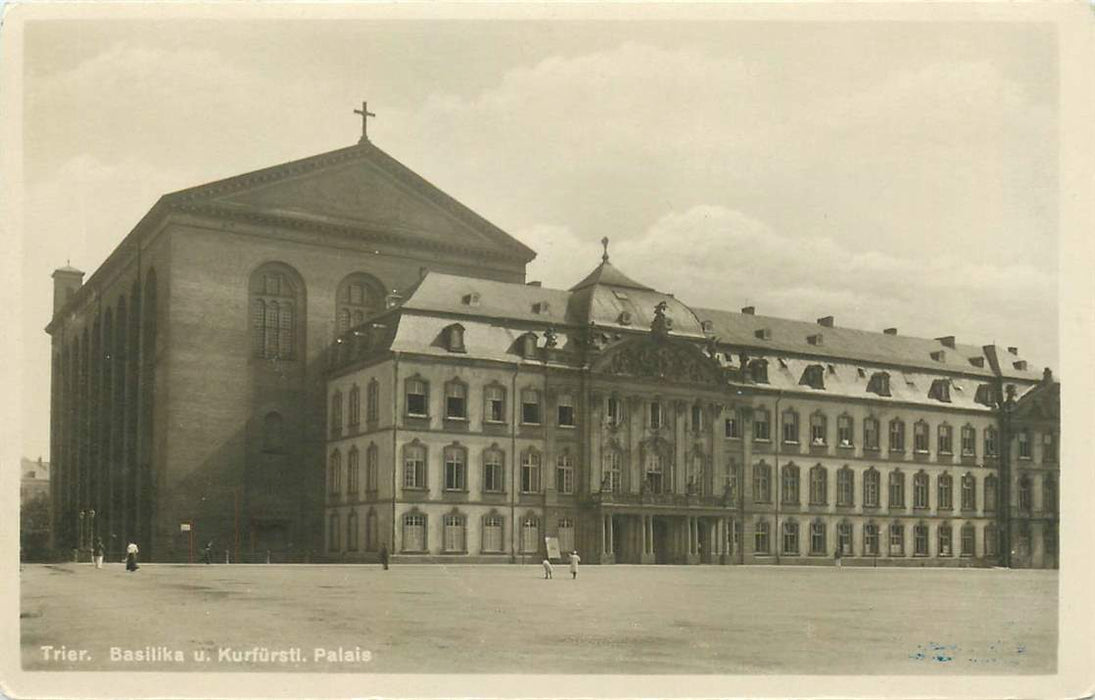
<box><xmin>21</xmin><ymin>563</ymin><xmax>1056</xmax><ymax>675</ymax></box>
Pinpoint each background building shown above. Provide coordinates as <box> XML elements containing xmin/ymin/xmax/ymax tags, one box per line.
<box><xmin>20</xmin><ymin>457</ymin><xmax>52</xmax><ymax>560</ymax></box>
<box><xmin>324</xmin><ymin>251</ymin><xmax>1058</xmax><ymax>568</ymax></box>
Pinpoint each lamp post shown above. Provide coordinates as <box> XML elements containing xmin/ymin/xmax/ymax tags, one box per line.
<box><xmin>88</xmin><ymin>509</ymin><xmax>96</xmax><ymax>552</ymax></box>
<box><xmin>77</xmin><ymin>510</ymin><xmax>85</xmax><ymax>561</ymax></box>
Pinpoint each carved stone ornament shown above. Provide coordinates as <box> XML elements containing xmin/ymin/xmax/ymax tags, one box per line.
<box><xmin>598</xmin><ymin>338</ymin><xmax>723</xmax><ymax>385</ymax></box>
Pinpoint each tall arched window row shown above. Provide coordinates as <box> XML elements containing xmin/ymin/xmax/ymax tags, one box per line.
<box><xmin>336</xmin><ymin>273</ymin><xmax>385</xmax><ymax>334</ymax></box>
<box><xmin>249</xmin><ymin>263</ymin><xmax>304</xmax><ymax>360</ymax></box>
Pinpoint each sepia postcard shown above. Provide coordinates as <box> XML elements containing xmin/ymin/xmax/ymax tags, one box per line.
<box><xmin>1</xmin><ymin>2</ymin><xmax>1093</xmax><ymax>698</ymax></box>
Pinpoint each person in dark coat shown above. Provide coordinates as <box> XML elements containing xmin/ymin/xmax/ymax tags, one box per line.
<box><xmin>202</xmin><ymin>541</ymin><xmax>214</xmax><ymax>564</ymax></box>
<box><xmin>379</xmin><ymin>543</ymin><xmax>389</xmax><ymax>570</ymax></box>
<box><xmin>92</xmin><ymin>538</ymin><xmax>105</xmax><ymax>569</ymax></box>
<box><xmin>834</xmin><ymin>544</ymin><xmax>843</xmax><ymax>568</ymax></box>
<box><xmin>125</xmin><ymin>542</ymin><xmax>139</xmax><ymax>572</ymax></box>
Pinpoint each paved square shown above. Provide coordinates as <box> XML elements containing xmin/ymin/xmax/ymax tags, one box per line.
<box><xmin>21</xmin><ymin>563</ymin><xmax>1056</xmax><ymax>674</ymax></box>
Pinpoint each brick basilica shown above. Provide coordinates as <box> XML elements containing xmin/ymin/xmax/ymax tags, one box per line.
<box><xmin>47</xmin><ymin>135</ymin><xmax>1059</xmax><ymax>567</ymax></box>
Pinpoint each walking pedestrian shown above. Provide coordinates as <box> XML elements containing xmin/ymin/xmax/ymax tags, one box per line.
<box><xmin>125</xmin><ymin>542</ymin><xmax>140</xmax><ymax>572</ymax></box>
<box><xmin>202</xmin><ymin>541</ymin><xmax>214</xmax><ymax>565</ymax></box>
<box><xmin>542</xmin><ymin>558</ymin><xmax>554</xmax><ymax>579</ymax></box>
<box><xmin>568</xmin><ymin>550</ymin><xmax>581</xmax><ymax>579</ymax></box>
<box><xmin>379</xmin><ymin>543</ymin><xmax>390</xmax><ymax>571</ymax></box>
<box><xmin>92</xmin><ymin>538</ymin><xmax>104</xmax><ymax>569</ymax></box>
<box><xmin>834</xmin><ymin>544</ymin><xmax>843</xmax><ymax>569</ymax></box>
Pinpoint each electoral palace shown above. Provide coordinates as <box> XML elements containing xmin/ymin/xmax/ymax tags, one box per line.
<box><xmin>46</xmin><ymin>130</ymin><xmax>1059</xmax><ymax>568</ymax></box>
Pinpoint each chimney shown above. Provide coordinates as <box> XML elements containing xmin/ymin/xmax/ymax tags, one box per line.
<box><xmin>526</xmin><ymin>281</ymin><xmax>542</xmax><ymax>287</ymax></box>
<box><xmin>1043</xmin><ymin>367</ymin><xmax>1053</xmax><ymax>383</ymax></box>
<box><xmin>1007</xmin><ymin>346</ymin><xmax>1019</xmax><ymax>355</ymax></box>
<box><xmin>816</xmin><ymin>316</ymin><xmax>834</xmax><ymax>328</ymax></box>
<box><xmin>883</xmin><ymin>328</ymin><xmax>898</xmax><ymax>335</ymax></box>
<box><xmin>741</xmin><ymin>306</ymin><xmax>756</xmax><ymax>315</ymax></box>
<box><xmin>52</xmin><ymin>265</ymin><xmax>85</xmax><ymax>316</ymax></box>
<box><xmin>936</xmin><ymin>336</ymin><xmax>956</xmax><ymax>349</ymax></box>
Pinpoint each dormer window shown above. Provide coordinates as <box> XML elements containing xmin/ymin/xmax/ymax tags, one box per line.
<box><xmin>748</xmin><ymin>359</ymin><xmax>769</xmax><ymax>384</ymax></box>
<box><xmin>807</xmin><ymin>333</ymin><xmax>823</xmax><ymax>346</ymax></box>
<box><xmin>532</xmin><ymin>301</ymin><xmax>551</xmax><ymax>315</ymax></box>
<box><xmin>867</xmin><ymin>372</ymin><xmax>891</xmax><ymax>397</ymax></box>
<box><xmin>974</xmin><ymin>384</ymin><xmax>994</xmax><ymax>406</ymax></box>
<box><xmin>928</xmin><ymin>379</ymin><xmax>952</xmax><ymax>403</ymax></box>
<box><xmin>800</xmin><ymin>364</ymin><xmax>825</xmax><ymax>390</ymax></box>
<box><xmin>969</xmin><ymin>356</ymin><xmax>985</xmax><ymax>368</ymax></box>
<box><xmin>461</xmin><ymin>292</ymin><xmax>480</xmax><ymax>307</ymax></box>
<box><xmin>930</xmin><ymin>350</ymin><xmax>946</xmax><ymax>362</ymax></box>
<box><xmin>444</xmin><ymin>323</ymin><xmax>466</xmax><ymax>353</ymax></box>
<box><xmin>755</xmin><ymin>328</ymin><xmax>772</xmax><ymax>340</ymax></box>
<box><xmin>1013</xmin><ymin>360</ymin><xmax>1028</xmax><ymax>371</ymax></box>
<box><xmin>518</xmin><ymin>332</ymin><xmax>538</xmax><ymax>359</ymax></box>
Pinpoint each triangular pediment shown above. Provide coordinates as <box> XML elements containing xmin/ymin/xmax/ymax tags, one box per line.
<box><xmin>592</xmin><ymin>334</ymin><xmax>724</xmax><ymax>385</ymax></box>
<box><xmin>164</xmin><ymin>143</ymin><xmax>534</xmax><ymax>261</ymax></box>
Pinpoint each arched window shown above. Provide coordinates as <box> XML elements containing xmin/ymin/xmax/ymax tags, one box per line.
<box><xmin>347</xmin><ymin>510</ymin><xmax>359</xmax><ymax>551</ymax></box>
<box><xmin>913</xmin><ymin>471</ymin><xmax>929</xmax><ymax>509</ymax></box>
<box><xmin>365</xmin><ymin>443</ymin><xmax>378</xmax><ymax>493</ymax></box>
<box><xmin>366</xmin><ymin>509</ymin><xmax>379</xmax><ymax>551</ymax></box>
<box><xmin>485</xmin><ymin>384</ymin><xmax>507</xmax><ymax>424</ymax></box>
<box><xmin>330</xmin><ymin>391</ymin><xmax>343</xmax><ymax>437</ymax></box>
<box><xmin>809</xmin><ymin>520</ymin><xmax>827</xmax><ymax>555</ymax></box>
<box><xmin>863</xmin><ymin>417</ymin><xmax>880</xmax><ymax>451</ymax></box>
<box><xmin>837</xmin><ymin>466</ymin><xmax>854</xmax><ymax>506</ymax></box>
<box><xmin>781</xmin><ymin>409</ymin><xmax>800</xmax><ymax>444</ymax></box>
<box><xmin>250</xmin><ymin>263</ymin><xmax>303</xmax><ymax>360</ymax></box>
<box><xmin>983</xmin><ymin>426</ymin><xmax>999</xmax><ymax>457</ymax></box>
<box><xmin>521</xmin><ymin>516</ymin><xmax>540</xmax><ymax>553</ymax></box>
<box><xmin>960</xmin><ymin>425</ymin><xmax>976</xmax><ymax>456</ymax></box>
<box><xmin>328</xmin><ymin>450</ymin><xmax>342</xmax><ymax>497</ymax></box>
<box><xmin>262</xmin><ymin>412</ymin><xmax>284</xmax><ymax>453</ymax></box>
<box><xmin>782</xmin><ymin>520</ymin><xmax>799</xmax><ymax>555</ymax></box>
<box><xmin>753</xmin><ymin>407</ymin><xmax>771</xmax><ymax>441</ymax></box>
<box><xmin>347</xmin><ymin>446</ymin><xmax>360</xmax><ymax>496</ymax></box>
<box><xmin>602</xmin><ymin>448</ymin><xmax>622</xmax><ymax>493</ymax></box>
<box><xmin>1018</xmin><ymin>474</ymin><xmax>1032</xmax><ymax>513</ymax></box>
<box><xmin>482</xmin><ymin>513</ymin><xmax>504</xmax><ymax>552</ymax></box>
<box><xmin>863</xmin><ymin>468</ymin><xmax>880</xmax><ymax>508</ymax></box>
<box><xmin>809</xmin><ymin>465</ymin><xmax>828</xmax><ymax>505</ymax></box>
<box><xmin>444</xmin><ymin>379</ymin><xmax>468</xmax><ymax>420</ymax></box>
<box><xmin>328</xmin><ymin>512</ymin><xmax>340</xmax><ymax>552</ymax></box>
<box><xmin>960</xmin><ymin>522</ymin><xmax>976</xmax><ymax>556</ymax></box>
<box><xmin>938</xmin><ymin>522</ymin><xmax>953</xmax><ymax>557</ymax></box>
<box><xmin>937</xmin><ymin>424</ymin><xmax>953</xmax><ymax>455</ymax></box>
<box><xmin>645</xmin><ymin>447</ymin><xmax>665</xmax><ymax>494</ymax></box>
<box><xmin>1044</xmin><ymin>475</ymin><xmax>1056</xmax><ymax>513</ymax></box>
<box><xmin>348</xmin><ymin>384</ymin><xmax>361</xmax><ymax>426</ymax></box>
<box><xmin>443</xmin><ymin>512</ymin><xmax>466</xmax><ymax>553</ymax></box>
<box><xmin>888</xmin><ymin>522</ymin><xmax>905</xmax><ymax>556</ymax></box>
<box><xmin>403</xmin><ymin>441</ymin><xmax>426</xmax><ymax>489</ymax></box>
<box><xmin>938</xmin><ymin>473</ymin><xmax>953</xmax><ymax>511</ymax></box>
<box><xmin>557</xmin><ymin>518</ymin><xmax>575</xmax><ymax>553</ymax></box>
<box><xmin>809</xmin><ymin>412</ymin><xmax>827</xmax><ymax>446</ymax></box>
<box><xmin>888</xmin><ymin>469</ymin><xmax>905</xmax><ymax>508</ymax></box>
<box><xmin>754</xmin><ymin>519</ymin><xmax>771</xmax><ymax>554</ymax></box>
<box><xmin>781</xmin><ymin>463</ymin><xmax>800</xmax><ymax>505</ymax></box>
<box><xmin>913</xmin><ymin>522</ymin><xmax>929</xmax><ymax>556</ymax></box>
<box><xmin>366</xmin><ymin>379</ymin><xmax>380</xmax><ymax>423</ymax></box>
<box><xmin>336</xmin><ymin>273</ymin><xmax>384</xmax><ymax>333</ymax></box>
<box><xmin>837</xmin><ymin>520</ymin><xmax>853</xmax><ymax>555</ymax></box>
<box><xmin>913</xmin><ymin>421</ymin><xmax>930</xmax><ymax>453</ymax></box>
<box><xmin>402</xmin><ymin>512</ymin><xmax>427</xmax><ymax>552</ymax></box>
<box><xmin>863</xmin><ymin>522</ymin><xmax>880</xmax><ymax>556</ymax></box>
<box><xmin>837</xmin><ymin>414</ymin><xmax>854</xmax><ymax>447</ymax></box>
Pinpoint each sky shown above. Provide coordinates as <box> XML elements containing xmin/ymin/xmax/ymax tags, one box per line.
<box><xmin>18</xmin><ymin>17</ymin><xmax>1059</xmax><ymax>461</ymax></box>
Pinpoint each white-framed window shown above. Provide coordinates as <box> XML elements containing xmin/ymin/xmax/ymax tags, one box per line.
<box><xmin>405</xmin><ymin>377</ymin><xmax>428</xmax><ymax>417</ymax></box>
<box><xmin>403</xmin><ymin>442</ymin><xmax>426</xmax><ymax>489</ymax></box>
<box><xmin>557</xmin><ymin>392</ymin><xmax>576</xmax><ymax>427</ymax></box>
<box><xmin>443</xmin><ymin>444</ymin><xmax>467</xmax><ymax>491</ymax></box>
<box><xmin>443</xmin><ymin>513</ymin><xmax>466</xmax><ymax>553</ymax></box>
<box><xmin>937</xmin><ymin>424</ymin><xmax>953</xmax><ymax>455</ymax></box>
<box><xmin>521</xmin><ymin>516</ymin><xmax>540</xmax><ymax>553</ymax></box>
<box><xmin>889</xmin><ymin>419</ymin><xmax>905</xmax><ymax>452</ymax></box>
<box><xmin>810</xmin><ymin>413</ymin><xmax>828</xmax><ymax>446</ymax></box>
<box><xmin>445</xmin><ymin>380</ymin><xmax>468</xmax><ymax>420</ymax></box>
<box><xmin>603</xmin><ymin>449</ymin><xmax>622</xmax><ymax>493</ymax></box>
<box><xmin>521</xmin><ymin>388</ymin><xmax>542</xmax><ymax>425</ymax></box>
<box><xmin>402</xmin><ymin>513</ymin><xmax>426</xmax><ymax>552</ymax></box>
<box><xmin>837</xmin><ymin>415</ymin><xmax>854</xmax><ymax>447</ymax></box>
<box><xmin>913</xmin><ymin>421</ymin><xmax>930</xmax><ymax>453</ymax></box>
<box><xmin>482</xmin><ymin>514</ymin><xmax>504</xmax><ymax>553</ymax></box>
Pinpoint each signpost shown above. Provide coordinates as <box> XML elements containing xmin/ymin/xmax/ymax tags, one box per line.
<box><xmin>545</xmin><ymin>536</ymin><xmax>561</xmax><ymax>561</ymax></box>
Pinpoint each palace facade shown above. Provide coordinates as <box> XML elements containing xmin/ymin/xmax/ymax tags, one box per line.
<box><xmin>324</xmin><ymin>253</ymin><xmax>1059</xmax><ymax>568</ymax></box>
<box><xmin>46</xmin><ymin>134</ymin><xmax>1059</xmax><ymax>567</ymax></box>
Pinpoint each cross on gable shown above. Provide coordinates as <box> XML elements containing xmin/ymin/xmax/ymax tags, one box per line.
<box><xmin>353</xmin><ymin>101</ymin><xmax>377</xmax><ymax>143</ymax></box>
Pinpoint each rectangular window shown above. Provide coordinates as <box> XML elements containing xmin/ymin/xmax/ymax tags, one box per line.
<box><xmin>521</xmin><ymin>452</ymin><xmax>542</xmax><ymax>493</ymax></box>
<box><xmin>889</xmin><ymin>523</ymin><xmax>904</xmax><ymax>556</ymax></box>
<box><xmin>606</xmin><ymin>397</ymin><xmax>622</xmax><ymax>426</ymax></box>
<box><xmin>365</xmin><ymin>446</ymin><xmax>378</xmax><ymax>493</ymax></box>
<box><xmin>690</xmin><ymin>405</ymin><xmax>703</xmax><ymax>432</ymax></box>
<box><xmin>938</xmin><ymin>525</ymin><xmax>953</xmax><ymax>557</ymax></box>
<box><xmin>649</xmin><ymin>402</ymin><xmax>663</xmax><ymax>429</ymax></box>
<box><xmin>864</xmin><ymin>471</ymin><xmax>880</xmax><ymax>508</ymax></box>
<box><xmin>557</xmin><ymin>519</ymin><xmax>575</xmax><ymax>553</ymax></box>
<box><xmin>809</xmin><ymin>522</ymin><xmax>827</xmax><ymax>555</ymax></box>
<box><xmin>864</xmin><ymin>524</ymin><xmax>879</xmax><ymax>556</ymax></box>
<box><xmin>521</xmin><ymin>518</ymin><xmax>540</xmax><ymax>553</ymax></box>
<box><xmin>913</xmin><ymin>525</ymin><xmax>929</xmax><ymax>556</ymax></box>
<box><xmin>837</xmin><ymin>415</ymin><xmax>853</xmax><ymax>447</ymax></box>
<box><xmin>557</xmin><ymin>393</ymin><xmax>575</xmax><ymax>427</ymax></box>
<box><xmin>864</xmin><ymin>418</ymin><xmax>880</xmax><ymax>450</ymax></box>
<box><xmin>753</xmin><ymin>464</ymin><xmax>771</xmax><ymax>503</ymax></box>
<box><xmin>482</xmin><ymin>515</ymin><xmax>504</xmax><ymax>553</ymax></box>
<box><xmin>521</xmin><ymin>389</ymin><xmax>541</xmax><ymax>425</ymax></box>
<box><xmin>555</xmin><ymin>454</ymin><xmax>574</xmax><ymax>494</ymax></box>
<box><xmin>782</xmin><ymin>467</ymin><xmax>799</xmax><ymax>505</ymax></box>
<box><xmin>961</xmin><ymin>426</ymin><xmax>976</xmax><ymax>456</ymax></box>
<box><xmin>403</xmin><ymin>514</ymin><xmax>426</xmax><ymax>552</ymax></box>
<box><xmin>961</xmin><ymin>525</ymin><xmax>975</xmax><ymax>556</ymax></box>
<box><xmin>1018</xmin><ymin>430</ymin><xmax>1032</xmax><ymax>459</ymax></box>
<box><xmin>366</xmin><ymin>382</ymin><xmax>379</xmax><ymax>423</ymax></box>
<box><xmin>754</xmin><ymin>520</ymin><xmax>770</xmax><ymax>555</ymax></box>
<box><xmin>938</xmin><ymin>475</ymin><xmax>953</xmax><ymax>510</ymax></box>
<box><xmin>782</xmin><ymin>522</ymin><xmax>799</xmax><ymax>555</ymax></box>
<box><xmin>889</xmin><ymin>420</ymin><xmax>905</xmax><ymax>452</ymax></box>
<box><xmin>913</xmin><ymin>475</ymin><xmax>929</xmax><ymax>509</ymax></box>
<box><xmin>443</xmin><ymin>448</ymin><xmax>466</xmax><ymax>491</ymax></box>
<box><xmin>961</xmin><ymin>475</ymin><xmax>976</xmax><ymax>510</ymax></box>
<box><xmin>483</xmin><ymin>451</ymin><xmax>504</xmax><ymax>493</ymax></box>
<box><xmin>938</xmin><ymin>425</ymin><xmax>953</xmax><ymax>455</ymax></box>
<box><xmin>810</xmin><ymin>414</ymin><xmax>827</xmax><ymax>446</ymax></box>
<box><xmin>485</xmin><ymin>386</ymin><xmax>506</xmax><ymax>423</ymax></box>
<box><xmin>443</xmin><ymin>515</ymin><xmax>465</xmax><ymax>553</ymax></box>
<box><xmin>603</xmin><ymin>451</ymin><xmax>622</xmax><ymax>493</ymax></box>
<box><xmin>838</xmin><ymin>522</ymin><xmax>852</xmax><ymax>555</ymax></box>
<box><xmin>913</xmin><ymin>423</ymin><xmax>929</xmax><ymax>453</ymax></box>
<box><xmin>445</xmin><ymin>383</ymin><xmax>467</xmax><ymax>420</ymax></box>
<box><xmin>754</xmin><ymin>410</ymin><xmax>770</xmax><ymax>441</ymax></box>
<box><xmin>406</xmin><ymin>379</ymin><xmax>428</xmax><ymax>417</ymax></box>
<box><xmin>724</xmin><ymin>415</ymin><xmax>740</xmax><ymax>439</ymax></box>
<box><xmin>889</xmin><ymin>473</ymin><xmax>905</xmax><ymax>508</ymax></box>
<box><xmin>984</xmin><ymin>428</ymin><xmax>998</xmax><ymax>457</ymax></box>
<box><xmin>837</xmin><ymin>469</ymin><xmax>854</xmax><ymax>507</ymax></box>
<box><xmin>782</xmin><ymin>411</ymin><xmax>799</xmax><ymax>444</ymax></box>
